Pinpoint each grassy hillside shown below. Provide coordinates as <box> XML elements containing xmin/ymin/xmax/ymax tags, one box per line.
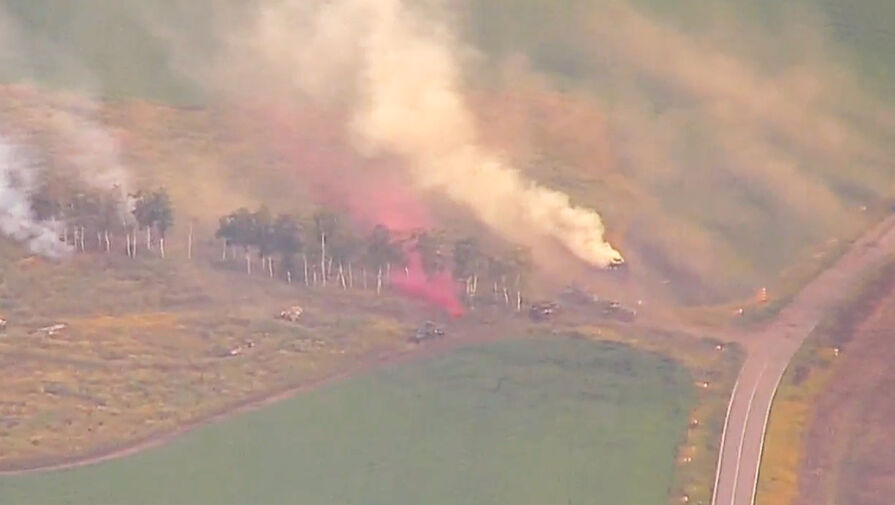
<box><xmin>0</xmin><ymin>0</ymin><xmax>893</xmax><ymax>310</ymax></box>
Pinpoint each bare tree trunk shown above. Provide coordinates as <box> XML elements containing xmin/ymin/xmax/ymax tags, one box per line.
<box><xmin>404</xmin><ymin>266</ymin><xmax>410</xmax><ymax>278</ymax></box>
<box><xmin>313</xmin><ymin>270</ymin><xmax>318</xmax><ymax>286</ymax></box>
<box><xmin>96</xmin><ymin>231</ymin><xmax>102</xmax><ymax>249</ymax></box>
<box><xmin>472</xmin><ymin>275</ymin><xmax>478</xmax><ymax>296</ymax></box>
<box><xmin>303</xmin><ymin>254</ymin><xmax>309</xmax><ymax>286</ymax></box>
<box><xmin>126</xmin><ymin>232</ymin><xmax>132</xmax><ymax>258</ymax></box>
<box><xmin>386</xmin><ymin>263</ymin><xmax>391</xmax><ymax>286</ymax></box>
<box><xmin>146</xmin><ymin>227</ymin><xmax>151</xmax><ymax>250</ymax></box>
<box><xmin>79</xmin><ymin>226</ymin><xmax>86</xmax><ymax>252</ymax></box>
<box><xmin>221</xmin><ymin>243</ymin><xmax>227</xmax><ymax>261</ymax></box>
<box><xmin>187</xmin><ymin>222</ymin><xmax>193</xmax><ymax>261</ymax></box>
<box><xmin>159</xmin><ymin>237</ymin><xmax>166</xmax><ymax>258</ymax></box>
<box><xmin>503</xmin><ymin>286</ymin><xmax>510</xmax><ymax>306</ymax></box>
<box><xmin>245</xmin><ymin>251</ymin><xmax>251</xmax><ymax>275</ymax></box>
<box><xmin>320</xmin><ymin>232</ymin><xmax>326</xmax><ymax>288</ymax></box>
<box><xmin>268</xmin><ymin>256</ymin><xmax>274</xmax><ymax>278</ymax></box>
<box><xmin>62</xmin><ymin>226</ymin><xmax>68</xmax><ymax>245</ymax></box>
<box><xmin>339</xmin><ymin>263</ymin><xmax>347</xmax><ymax>289</ymax></box>
<box><xmin>328</xmin><ymin>257</ymin><xmax>334</xmax><ymax>278</ymax></box>
<box><xmin>516</xmin><ymin>291</ymin><xmax>522</xmax><ymax>312</ymax></box>
<box><xmin>376</xmin><ymin>266</ymin><xmax>382</xmax><ymax>295</ymax></box>
<box><xmin>287</xmin><ymin>270</ymin><xmax>292</xmax><ymax>285</ymax></box>
<box><xmin>348</xmin><ymin>263</ymin><xmax>354</xmax><ymax>289</ymax></box>
<box><xmin>104</xmin><ymin>230</ymin><xmax>111</xmax><ymax>253</ymax></box>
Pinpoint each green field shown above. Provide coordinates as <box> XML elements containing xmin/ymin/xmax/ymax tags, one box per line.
<box><xmin>0</xmin><ymin>338</ymin><xmax>694</xmax><ymax>505</ymax></box>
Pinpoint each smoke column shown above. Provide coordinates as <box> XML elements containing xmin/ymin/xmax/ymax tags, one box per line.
<box><xmin>0</xmin><ymin>138</ymin><xmax>69</xmax><ymax>258</ymax></box>
<box><xmin>240</xmin><ymin>0</ymin><xmax>624</xmax><ymax>268</ymax></box>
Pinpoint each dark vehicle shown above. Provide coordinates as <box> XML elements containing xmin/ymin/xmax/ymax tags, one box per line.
<box><xmin>558</xmin><ymin>286</ymin><xmax>598</xmax><ymax>306</ymax></box>
<box><xmin>529</xmin><ymin>301</ymin><xmax>560</xmax><ymax>322</ymax></box>
<box><xmin>597</xmin><ymin>300</ymin><xmax>637</xmax><ymax>322</ymax></box>
<box><xmin>409</xmin><ymin>321</ymin><xmax>445</xmax><ymax>343</ymax></box>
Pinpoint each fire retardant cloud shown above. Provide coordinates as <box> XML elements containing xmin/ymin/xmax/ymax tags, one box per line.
<box><xmin>0</xmin><ymin>138</ymin><xmax>69</xmax><ymax>258</ymax></box>
<box><xmin>228</xmin><ymin>0</ymin><xmax>624</xmax><ymax>268</ymax></box>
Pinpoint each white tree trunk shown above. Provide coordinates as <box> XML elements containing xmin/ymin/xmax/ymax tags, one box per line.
<box><xmin>517</xmin><ymin>291</ymin><xmax>522</xmax><ymax>312</ymax></box>
<box><xmin>287</xmin><ymin>270</ymin><xmax>292</xmax><ymax>284</ymax></box>
<box><xmin>62</xmin><ymin>226</ymin><xmax>68</xmax><ymax>245</ymax></box>
<box><xmin>348</xmin><ymin>263</ymin><xmax>354</xmax><ymax>289</ymax></box>
<box><xmin>187</xmin><ymin>223</ymin><xmax>193</xmax><ymax>260</ymax></box>
<box><xmin>79</xmin><ymin>226</ymin><xmax>86</xmax><ymax>252</ymax></box>
<box><xmin>320</xmin><ymin>232</ymin><xmax>326</xmax><ymax>288</ymax></box>
<box><xmin>159</xmin><ymin>237</ymin><xmax>166</xmax><ymax>258</ymax></box>
<box><xmin>339</xmin><ymin>263</ymin><xmax>347</xmax><ymax>289</ymax></box>
<box><xmin>146</xmin><ymin>227</ymin><xmax>151</xmax><ymax>250</ymax></box>
<box><xmin>376</xmin><ymin>266</ymin><xmax>382</xmax><ymax>295</ymax></box>
<box><xmin>313</xmin><ymin>270</ymin><xmax>318</xmax><ymax>286</ymax></box>
<box><xmin>268</xmin><ymin>256</ymin><xmax>274</xmax><ymax>278</ymax></box>
<box><xmin>221</xmin><ymin>243</ymin><xmax>227</xmax><ymax>261</ymax></box>
<box><xmin>472</xmin><ymin>275</ymin><xmax>478</xmax><ymax>296</ymax></box>
<box><xmin>126</xmin><ymin>232</ymin><xmax>132</xmax><ymax>257</ymax></box>
<box><xmin>245</xmin><ymin>251</ymin><xmax>251</xmax><ymax>275</ymax></box>
<box><xmin>96</xmin><ymin>231</ymin><xmax>102</xmax><ymax>249</ymax></box>
<box><xmin>328</xmin><ymin>257</ymin><xmax>334</xmax><ymax>278</ymax></box>
<box><xmin>404</xmin><ymin>266</ymin><xmax>410</xmax><ymax>278</ymax></box>
<box><xmin>386</xmin><ymin>263</ymin><xmax>391</xmax><ymax>286</ymax></box>
<box><xmin>504</xmin><ymin>286</ymin><xmax>510</xmax><ymax>306</ymax></box>
<box><xmin>104</xmin><ymin>230</ymin><xmax>111</xmax><ymax>253</ymax></box>
<box><xmin>303</xmin><ymin>254</ymin><xmax>309</xmax><ymax>286</ymax></box>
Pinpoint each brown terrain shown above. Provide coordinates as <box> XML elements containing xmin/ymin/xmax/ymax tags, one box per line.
<box><xmin>796</xmin><ymin>283</ymin><xmax>895</xmax><ymax>505</ymax></box>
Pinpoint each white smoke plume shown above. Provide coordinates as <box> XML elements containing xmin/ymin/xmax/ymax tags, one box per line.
<box><xmin>234</xmin><ymin>0</ymin><xmax>624</xmax><ymax>267</ymax></box>
<box><xmin>46</xmin><ymin>105</ymin><xmax>132</xmax><ymax>204</ymax></box>
<box><xmin>0</xmin><ymin>138</ymin><xmax>69</xmax><ymax>258</ymax></box>
<box><xmin>0</xmin><ymin>3</ymin><xmax>132</xmax><ymax>208</ymax></box>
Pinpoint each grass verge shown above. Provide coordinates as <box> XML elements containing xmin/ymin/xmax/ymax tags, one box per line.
<box><xmin>756</xmin><ymin>253</ymin><xmax>895</xmax><ymax>505</ymax></box>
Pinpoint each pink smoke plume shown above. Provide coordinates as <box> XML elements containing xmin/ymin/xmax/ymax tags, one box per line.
<box><xmin>391</xmin><ymin>249</ymin><xmax>465</xmax><ymax>318</ymax></box>
<box><xmin>239</xmin><ymin>101</ymin><xmax>465</xmax><ymax>316</ymax></box>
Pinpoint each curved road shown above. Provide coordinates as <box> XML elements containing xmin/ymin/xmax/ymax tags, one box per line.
<box><xmin>712</xmin><ymin>214</ymin><xmax>895</xmax><ymax>505</ymax></box>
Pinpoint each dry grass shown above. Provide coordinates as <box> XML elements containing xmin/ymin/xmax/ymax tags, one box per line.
<box><xmin>756</xmin><ymin>255</ymin><xmax>895</xmax><ymax>505</ymax></box>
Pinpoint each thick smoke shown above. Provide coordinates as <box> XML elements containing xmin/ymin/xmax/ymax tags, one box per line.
<box><xmin>230</xmin><ymin>0</ymin><xmax>624</xmax><ymax>268</ymax></box>
<box><xmin>46</xmin><ymin>103</ymin><xmax>132</xmax><ymax>205</ymax></box>
<box><xmin>0</xmin><ymin>138</ymin><xmax>69</xmax><ymax>258</ymax></box>
<box><xmin>0</xmin><ymin>3</ymin><xmax>132</xmax><ymax>205</ymax></box>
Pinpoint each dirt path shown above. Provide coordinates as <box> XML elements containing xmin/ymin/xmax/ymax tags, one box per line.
<box><xmin>711</xmin><ymin>213</ymin><xmax>895</xmax><ymax>505</ymax></box>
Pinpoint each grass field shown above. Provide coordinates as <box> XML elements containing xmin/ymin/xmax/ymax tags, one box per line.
<box><xmin>0</xmin><ymin>338</ymin><xmax>694</xmax><ymax>505</ymax></box>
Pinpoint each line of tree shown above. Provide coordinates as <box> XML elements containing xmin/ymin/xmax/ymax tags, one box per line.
<box><xmin>26</xmin><ymin>179</ymin><xmax>533</xmax><ymax>311</ymax></box>
<box><xmin>214</xmin><ymin>205</ymin><xmax>533</xmax><ymax>309</ymax></box>
<box><xmin>30</xmin><ymin>181</ymin><xmax>174</xmax><ymax>258</ymax></box>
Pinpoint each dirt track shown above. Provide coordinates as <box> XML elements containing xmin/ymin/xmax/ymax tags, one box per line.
<box><xmin>712</xmin><ymin>213</ymin><xmax>895</xmax><ymax>505</ymax></box>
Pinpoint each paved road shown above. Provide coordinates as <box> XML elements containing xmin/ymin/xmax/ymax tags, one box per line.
<box><xmin>712</xmin><ymin>214</ymin><xmax>895</xmax><ymax>505</ymax></box>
